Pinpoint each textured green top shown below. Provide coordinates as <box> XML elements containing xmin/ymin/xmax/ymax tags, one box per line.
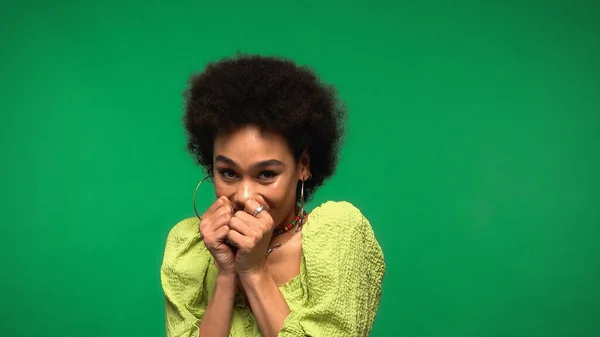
<box><xmin>160</xmin><ymin>201</ymin><xmax>385</xmax><ymax>336</ymax></box>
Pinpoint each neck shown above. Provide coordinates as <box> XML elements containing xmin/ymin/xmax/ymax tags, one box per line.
<box><xmin>275</xmin><ymin>204</ymin><xmax>299</xmax><ymax>232</ymax></box>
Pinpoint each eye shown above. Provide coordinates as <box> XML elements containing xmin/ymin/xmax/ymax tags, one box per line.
<box><xmin>258</xmin><ymin>171</ymin><xmax>277</xmax><ymax>180</ymax></box>
<box><xmin>218</xmin><ymin>169</ymin><xmax>239</xmax><ymax>180</ymax></box>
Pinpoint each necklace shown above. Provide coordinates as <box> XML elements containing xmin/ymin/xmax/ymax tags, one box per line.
<box><xmin>272</xmin><ymin>209</ymin><xmax>305</xmax><ymax>237</ymax></box>
<box><xmin>266</xmin><ymin>208</ymin><xmax>306</xmax><ymax>256</ymax></box>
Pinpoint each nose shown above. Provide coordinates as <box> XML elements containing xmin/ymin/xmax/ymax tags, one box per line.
<box><xmin>232</xmin><ymin>179</ymin><xmax>254</xmax><ymax>211</ymax></box>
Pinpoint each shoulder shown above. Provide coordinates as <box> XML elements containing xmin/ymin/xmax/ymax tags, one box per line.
<box><xmin>161</xmin><ymin>218</ymin><xmax>216</xmax><ymax>330</ymax></box>
<box><xmin>164</xmin><ymin>217</ymin><xmax>202</xmax><ymax>248</ymax></box>
<box><xmin>161</xmin><ymin>217</ymin><xmax>212</xmax><ymax>282</ymax></box>
<box><xmin>304</xmin><ymin>200</ymin><xmax>385</xmax><ymax>267</ymax></box>
<box><xmin>162</xmin><ymin>217</ymin><xmax>205</xmax><ymax>258</ymax></box>
<box><xmin>307</xmin><ymin>200</ymin><xmax>365</xmax><ymax>225</ymax></box>
<box><xmin>299</xmin><ymin>200</ymin><xmax>385</xmax><ymax>307</ymax></box>
<box><xmin>304</xmin><ymin>200</ymin><xmax>372</xmax><ymax>238</ymax></box>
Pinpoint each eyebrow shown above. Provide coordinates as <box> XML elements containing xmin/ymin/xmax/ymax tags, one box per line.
<box><xmin>215</xmin><ymin>155</ymin><xmax>285</xmax><ymax>171</ymax></box>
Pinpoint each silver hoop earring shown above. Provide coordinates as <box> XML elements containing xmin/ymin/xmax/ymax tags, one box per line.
<box><xmin>295</xmin><ymin>179</ymin><xmax>306</xmax><ymax>233</ymax></box>
<box><xmin>193</xmin><ymin>176</ymin><xmax>211</xmax><ymax>221</ymax></box>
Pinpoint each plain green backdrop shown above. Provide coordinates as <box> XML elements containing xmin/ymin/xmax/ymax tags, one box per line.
<box><xmin>1</xmin><ymin>0</ymin><xmax>599</xmax><ymax>336</ymax></box>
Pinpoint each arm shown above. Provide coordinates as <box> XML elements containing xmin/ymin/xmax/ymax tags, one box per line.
<box><xmin>225</xmin><ymin>199</ymin><xmax>293</xmax><ymax>336</ymax></box>
<box><xmin>162</xmin><ymin>197</ymin><xmax>238</xmax><ymax>337</ymax></box>
<box><xmin>199</xmin><ymin>272</ymin><xmax>237</xmax><ymax>337</ymax></box>
<box><xmin>162</xmin><ymin>218</ymin><xmax>211</xmax><ymax>337</ymax></box>
<box><xmin>277</xmin><ymin>202</ymin><xmax>386</xmax><ymax>337</ymax></box>
<box><xmin>238</xmin><ymin>269</ymin><xmax>291</xmax><ymax>337</ymax></box>
<box><xmin>197</xmin><ymin>197</ymin><xmax>239</xmax><ymax>336</ymax></box>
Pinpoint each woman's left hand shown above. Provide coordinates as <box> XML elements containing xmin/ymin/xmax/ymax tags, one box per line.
<box><xmin>227</xmin><ymin>199</ymin><xmax>274</xmax><ymax>276</ymax></box>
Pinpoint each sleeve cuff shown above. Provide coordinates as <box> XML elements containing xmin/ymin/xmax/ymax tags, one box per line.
<box><xmin>277</xmin><ymin>309</ymin><xmax>305</xmax><ymax>336</ymax></box>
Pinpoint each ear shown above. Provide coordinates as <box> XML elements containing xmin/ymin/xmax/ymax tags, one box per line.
<box><xmin>298</xmin><ymin>150</ymin><xmax>311</xmax><ymax>181</ymax></box>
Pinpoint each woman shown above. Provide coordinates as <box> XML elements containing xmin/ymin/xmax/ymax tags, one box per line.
<box><xmin>161</xmin><ymin>54</ymin><xmax>385</xmax><ymax>337</ymax></box>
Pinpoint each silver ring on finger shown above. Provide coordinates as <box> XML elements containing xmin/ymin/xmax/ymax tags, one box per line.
<box><xmin>253</xmin><ymin>205</ymin><xmax>265</xmax><ymax>217</ymax></box>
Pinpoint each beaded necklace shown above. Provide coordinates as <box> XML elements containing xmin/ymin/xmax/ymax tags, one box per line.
<box><xmin>267</xmin><ymin>208</ymin><xmax>306</xmax><ymax>256</ymax></box>
<box><xmin>272</xmin><ymin>208</ymin><xmax>306</xmax><ymax>237</ymax></box>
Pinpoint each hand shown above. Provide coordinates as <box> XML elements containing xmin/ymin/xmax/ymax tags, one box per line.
<box><xmin>226</xmin><ymin>199</ymin><xmax>274</xmax><ymax>276</ymax></box>
<box><xmin>199</xmin><ymin>196</ymin><xmax>236</xmax><ymax>275</ymax></box>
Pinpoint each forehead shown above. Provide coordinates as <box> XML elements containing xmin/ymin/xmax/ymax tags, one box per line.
<box><xmin>214</xmin><ymin>125</ymin><xmax>294</xmax><ymax>162</ymax></box>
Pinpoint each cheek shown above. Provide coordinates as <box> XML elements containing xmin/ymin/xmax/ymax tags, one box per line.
<box><xmin>261</xmin><ymin>178</ymin><xmax>298</xmax><ymax>212</ymax></box>
<box><xmin>260</xmin><ymin>181</ymin><xmax>288</xmax><ymax>205</ymax></box>
<box><xmin>213</xmin><ymin>180</ymin><xmax>232</xmax><ymax>198</ymax></box>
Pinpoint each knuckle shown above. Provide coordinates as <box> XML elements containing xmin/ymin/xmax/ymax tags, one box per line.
<box><xmin>257</xmin><ymin>221</ymin><xmax>268</xmax><ymax>231</ymax></box>
<box><xmin>218</xmin><ymin>210</ymin><xmax>230</xmax><ymax>220</ymax></box>
<box><xmin>218</xmin><ymin>208</ymin><xmax>231</xmax><ymax>217</ymax></box>
<box><xmin>199</xmin><ymin>220</ymin><xmax>207</xmax><ymax>232</ymax></box>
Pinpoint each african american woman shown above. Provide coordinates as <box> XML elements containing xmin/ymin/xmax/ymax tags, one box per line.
<box><xmin>160</xmin><ymin>54</ymin><xmax>385</xmax><ymax>337</ymax></box>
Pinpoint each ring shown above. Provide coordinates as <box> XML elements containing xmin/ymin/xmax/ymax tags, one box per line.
<box><xmin>253</xmin><ymin>205</ymin><xmax>265</xmax><ymax>217</ymax></box>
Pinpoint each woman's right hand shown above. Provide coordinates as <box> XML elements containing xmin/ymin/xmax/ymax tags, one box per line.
<box><xmin>199</xmin><ymin>196</ymin><xmax>236</xmax><ymax>275</ymax></box>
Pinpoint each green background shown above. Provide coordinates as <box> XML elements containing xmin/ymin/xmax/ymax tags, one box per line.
<box><xmin>1</xmin><ymin>0</ymin><xmax>598</xmax><ymax>336</ymax></box>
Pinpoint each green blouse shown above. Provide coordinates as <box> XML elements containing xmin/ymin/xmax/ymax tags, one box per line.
<box><xmin>160</xmin><ymin>201</ymin><xmax>385</xmax><ymax>336</ymax></box>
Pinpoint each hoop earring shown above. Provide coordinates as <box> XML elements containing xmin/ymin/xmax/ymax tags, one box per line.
<box><xmin>193</xmin><ymin>176</ymin><xmax>211</xmax><ymax>221</ymax></box>
<box><xmin>295</xmin><ymin>179</ymin><xmax>306</xmax><ymax>233</ymax></box>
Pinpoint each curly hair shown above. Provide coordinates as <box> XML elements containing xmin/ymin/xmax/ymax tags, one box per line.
<box><xmin>183</xmin><ymin>54</ymin><xmax>347</xmax><ymax>202</ymax></box>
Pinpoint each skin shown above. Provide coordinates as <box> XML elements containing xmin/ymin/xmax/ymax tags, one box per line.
<box><xmin>199</xmin><ymin>125</ymin><xmax>311</xmax><ymax>337</ymax></box>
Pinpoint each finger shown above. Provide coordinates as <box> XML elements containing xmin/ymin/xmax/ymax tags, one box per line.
<box><xmin>226</xmin><ymin>229</ymin><xmax>249</xmax><ymax>250</ymax></box>
<box><xmin>213</xmin><ymin>202</ymin><xmax>234</xmax><ymax>218</ymax></box>
<box><xmin>220</xmin><ymin>196</ymin><xmax>234</xmax><ymax>210</ymax></box>
<box><xmin>212</xmin><ymin>225</ymin><xmax>230</xmax><ymax>243</ymax></box>
<box><xmin>203</xmin><ymin>196</ymin><xmax>231</xmax><ymax>218</ymax></box>
<box><xmin>244</xmin><ymin>199</ymin><xmax>268</xmax><ymax>217</ymax></box>
<box><xmin>234</xmin><ymin>210</ymin><xmax>261</xmax><ymax>225</ymax></box>
<box><xmin>243</xmin><ymin>199</ymin><xmax>273</xmax><ymax>225</ymax></box>
<box><xmin>200</xmin><ymin>209</ymin><xmax>232</xmax><ymax>235</ymax></box>
<box><xmin>206</xmin><ymin>196</ymin><xmax>228</xmax><ymax>216</ymax></box>
<box><xmin>228</xmin><ymin>216</ymin><xmax>254</xmax><ymax>236</ymax></box>
<box><xmin>204</xmin><ymin>210</ymin><xmax>232</xmax><ymax>232</ymax></box>
<box><xmin>233</xmin><ymin>211</ymin><xmax>271</xmax><ymax>240</ymax></box>
<box><xmin>203</xmin><ymin>224</ymin><xmax>230</xmax><ymax>247</ymax></box>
